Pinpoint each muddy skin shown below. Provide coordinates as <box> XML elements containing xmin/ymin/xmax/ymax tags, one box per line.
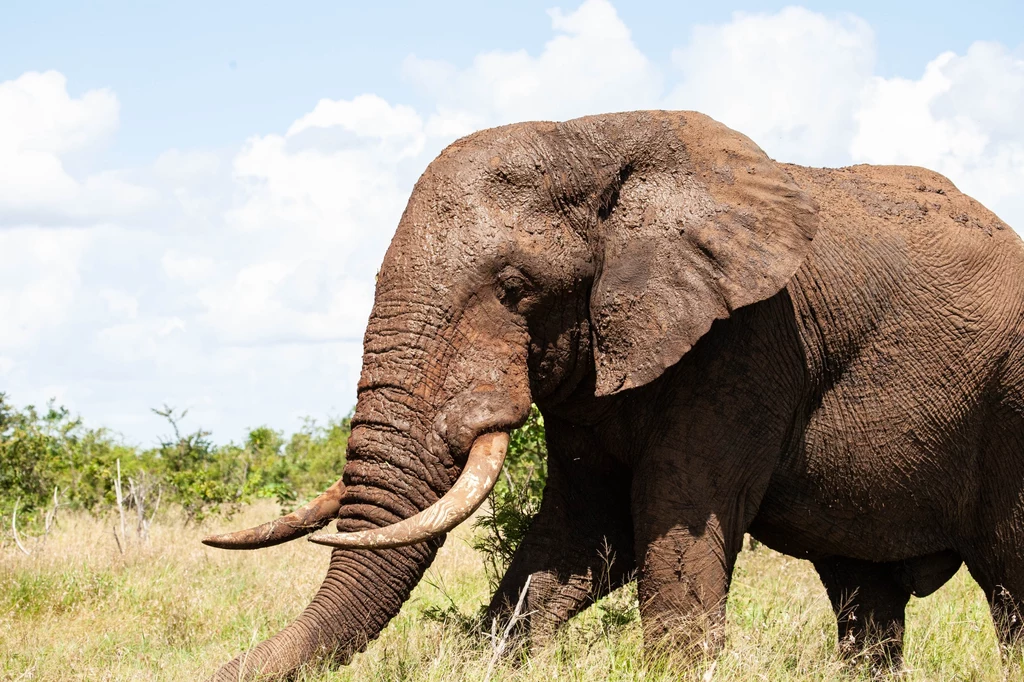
<box><xmin>208</xmin><ymin>111</ymin><xmax>1024</xmax><ymax>680</ymax></box>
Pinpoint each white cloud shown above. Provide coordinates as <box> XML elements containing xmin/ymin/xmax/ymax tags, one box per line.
<box><xmin>404</xmin><ymin>0</ymin><xmax>661</xmax><ymax>128</ymax></box>
<box><xmin>154</xmin><ymin>149</ymin><xmax>222</xmax><ymax>184</ymax></box>
<box><xmin>0</xmin><ymin>70</ymin><xmax>118</xmax><ymax>155</ymax></box>
<box><xmin>0</xmin><ymin>71</ymin><xmax>156</xmax><ymax>224</ymax></box>
<box><xmin>0</xmin><ymin>227</ymin><xmax>90</xmax><ymax>351</ymax></box>
<box><xmin>162</xmin><ymin>250</ymin><xmax>216</xmax><ymax>283</ymax></box>
<box><xmin>100</xmin><ymin>289</ymin><xmax>139</xmax><ymax>319</ymax></box>
<box><xmin>668</xmin><ymin>7</ymin><xmax>875</xmax><ymax>166</ymax></box>
<box><xmin>194</xmin><ymin>95</ymin><xmax>427</xmax><ymax>349</ymax></box>
<box><xmin>287</xmin><ymin>94</ymin><xmax>425</xmax><ymax>155</ymax></box>
<box><xmin>226</xmin><ymin>95</ymin><xmax>425</xmax><ymax>245</ymax></box>
<box><xmin>197</xmin><ymin>261</ymin><xmax>373</xmax><ymax>345</ymax></box>
<box><xmin>852</xmin><ymin>41</ymin><xmax>1024</xmax><ymax>228</ymax></box>
<box><xmin>94</xmin><ymin>316</ymin><xmax>187</xmax><ymax>364</ymax></box>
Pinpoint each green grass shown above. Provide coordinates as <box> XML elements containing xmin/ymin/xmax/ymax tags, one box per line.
<box><xmin>1</xmin><ymin>503</ymin><xmax>1017</xmax><ymax>681</ymax></box>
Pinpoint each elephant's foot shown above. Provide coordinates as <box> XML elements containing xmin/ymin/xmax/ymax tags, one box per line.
<box><xmin>634</xmin><ymin>525</ymin><xmax>734</xmax><ymax>666</ymax></box>
<box><xmin>486</xmin><ymin>533</ymin><xmax>635</xmax><ymax>651</ymax></box>
<box><xmin>639</xmin><ymin>597</ymin><xmax>727</xmax><ymax>666</ymax></box>
<box><xmin>814</xmin><ymin>556</ymin><xmax>911</xmax><ymax>671</ymax></box>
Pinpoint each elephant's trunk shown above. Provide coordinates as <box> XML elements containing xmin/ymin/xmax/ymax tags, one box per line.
<box><xmin>310</xmin><ymin>431</ymin><xmax>508</xmax><ymax>549</ymax></box>
<box><xmin>208</xmin><ymin>378</ymin><xmax>456</xmax><ymax>680</ymax></box>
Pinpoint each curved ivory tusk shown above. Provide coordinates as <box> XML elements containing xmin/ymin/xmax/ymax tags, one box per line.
<box><xmin>202</xmin><ymin>479</ymin><xmax>346</xmax><ymax>550</ymax></box>
<box><xmin>309</xmin><ymin>431</ymin><xmax>509</xmax><ymax>550</ymax></box>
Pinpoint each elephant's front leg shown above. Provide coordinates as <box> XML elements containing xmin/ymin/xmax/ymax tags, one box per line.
<box><xmin>631</xmin><ymin>453</ymin><xmax>759</xmax><ymax>661</ymax></box>
<box><xmin>485</xmin><ymin>422</ymin><xmax>634</xmax><ymax>643</ymax></box>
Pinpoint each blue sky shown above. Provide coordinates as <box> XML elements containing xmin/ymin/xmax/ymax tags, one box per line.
<box><xmin>3</xmin><ymin>1</ymin><xmax>1021</xmax><ymax>163</ymax></box>
<box><xmin>1</xmin><ymin>1</ymin><xmax>1022</xmax><ymax>445</ymax></box>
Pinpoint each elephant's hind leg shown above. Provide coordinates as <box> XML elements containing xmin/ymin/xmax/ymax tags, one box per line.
<box><xmin>963</xmin><ymin>553</ymin><xmax>1024</xmax><ymax>660</ymax></box>
<box><xmin>963</xmin><ymin>399</ymin><xmax>1024</xmax><ymax>665</ymax></box>
<box><xmin>813</xmin><ymin>556</ymin><xmax>912</xmax><ymax>670</ymax></box>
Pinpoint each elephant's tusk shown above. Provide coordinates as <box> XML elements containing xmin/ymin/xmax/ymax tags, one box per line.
<box><xmin>309</xmin><ymin>431</ymin><xmax>508</xmax><ymax>550</ymax></box>
<box><xmin>202</xmin><ymin>479</ymin><xmax>346</xmax><ymax>550</ymax></box>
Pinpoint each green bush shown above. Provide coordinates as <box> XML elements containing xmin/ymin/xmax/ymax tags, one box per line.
<box><xmin>281</xmin><ymin>415</ymin><xmax>351</xmax><ymax>503</ymax></box>
<box><xmin>0</xmin><ymin>394</ymin><xmax>352</xmax><ymax>536</ymax></box>
<box><xmin>0</xmin><ymin>394</ymin><xmax>137</xmax><ymax>528</ymax></box>
<box><xmin>472</xmin><ymin>405</ymin><xmax>548</xmax><ymax>587</ymax></box>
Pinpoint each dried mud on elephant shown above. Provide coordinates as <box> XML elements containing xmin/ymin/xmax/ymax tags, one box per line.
<box><xmin>203</xmin><ymin>110</ymin><xmax>1024</xmax><ymax>680</ymax></box>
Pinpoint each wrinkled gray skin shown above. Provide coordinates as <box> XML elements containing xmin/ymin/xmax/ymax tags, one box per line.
<box><xmin>210</xmin><ymin>111</ymin><xmax>1024</xmax><ymax>679</ymax></box>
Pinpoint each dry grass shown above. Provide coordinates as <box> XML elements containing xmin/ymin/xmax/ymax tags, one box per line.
<box><xmin>1</xmin><ymin>502</ymin><xmax>1017</xmax><ymax>681</ymax></box>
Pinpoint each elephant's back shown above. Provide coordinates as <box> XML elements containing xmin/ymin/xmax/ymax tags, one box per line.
<box><xmin>783</xmin><ymin>162</ymin><xmax>1019</xmax><ymax>256</ymax></box>
<box><xmin>783</xmin><ymin>162</ymin><xmax>1024</xmax><ymax>342</ymax></box>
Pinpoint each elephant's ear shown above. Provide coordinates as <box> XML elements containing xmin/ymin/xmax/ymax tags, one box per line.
<box><xmin>589</xmin><ymin>112</ymin><xmax>818</xmax><ymax>396</ymax></box>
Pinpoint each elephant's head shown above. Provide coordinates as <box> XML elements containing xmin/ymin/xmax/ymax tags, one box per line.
<box><xmin>205</xmin><ymin>111</ymin><xmax>818</xmax><ymax>680</ymax></box>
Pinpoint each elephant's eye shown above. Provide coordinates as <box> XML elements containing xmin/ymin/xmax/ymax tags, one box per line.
<box><xmin>497</xmin><ymin>267</ymin><xmax>530</xmax><ymax>309</ymax></box>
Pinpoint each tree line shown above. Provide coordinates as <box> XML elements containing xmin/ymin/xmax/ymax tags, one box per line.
<box><xmin>0</xmin><ymin>393</ymin><xmax>350</xmax><ymax>535</ymax></box>
<box><xmin>1</xmin><ymin>391</ymin><xmax>547</xmax><ymax>577</ymax></box>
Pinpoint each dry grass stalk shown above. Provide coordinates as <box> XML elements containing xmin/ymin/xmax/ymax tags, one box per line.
<box><xmin>113</xmin><ymin>458</ymin><xmax>127</xmax><ymax>553</ymax></box>
<box><xmin>484</xmin><ymin>574</ymin><xmax>532</xmax><ymax>682</ymax></box>
<box><xmin>11</xmin><ymin>498</ymin><xmax>30</xmax><ymax>556</ymax></box>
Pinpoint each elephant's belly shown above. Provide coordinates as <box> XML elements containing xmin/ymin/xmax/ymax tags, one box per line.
<box><xmin>747</xmin><ymin>378</ymin><xmax>980</xmax><ymax>562</ymax></box>
<box><xmin>748</xmin><ymin>458</ymin><xmax>961</xmax><ymax>563</ymax></box>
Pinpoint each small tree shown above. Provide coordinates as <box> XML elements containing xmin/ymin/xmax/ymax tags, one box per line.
<box><xmin>152</xmin><ymin>406</ymin><xmax>235</xmax><ymax>524</ymax></box>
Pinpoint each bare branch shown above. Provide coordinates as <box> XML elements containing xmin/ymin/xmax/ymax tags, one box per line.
<box><xmin>149</xmin><ymin>486</ymin><xmax>162</xmax><ymax>525</ymax></box>
<box><xmin>114</xmin><ymin>459</ymin><xmax>127</xmax><ymax>551</ymax></box>
<box><xmin>485</xmin><ymin>574</ymin><xmax>532</xmax><ymax>681</ymax></box>
<box><xmin>11</xmin><ymin>499</ymin><xmax>30</xmax><ymax>556</ymax></box>
<box><xmin>43</xmin><ymin>486</ymin><xmax>60</xmax><ymax>536</ymax></box>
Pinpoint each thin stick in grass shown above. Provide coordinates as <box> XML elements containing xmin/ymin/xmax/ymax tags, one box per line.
<box><xmin>12</xmin><ymin>498</ymin><xmax>30</xmax><ymax>556</ymax></box>
<box><xmin>114</xmin><ymin>458</ymin><xmax>127</xmax><ymax>552</ymax></box>
<box><xmin>485</xmin><ymin>574</ymin><xmax>532</xmax><ymax>682</ymax></box>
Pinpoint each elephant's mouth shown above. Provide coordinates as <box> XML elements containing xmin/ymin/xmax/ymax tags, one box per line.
<box><xmin>202</xmin><ymin>431</ymin><xmax>509</xmax><ymax>551</ymax></box>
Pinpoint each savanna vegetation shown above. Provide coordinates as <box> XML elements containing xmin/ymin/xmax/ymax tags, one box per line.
<box><xmin>1</xmin><ymin>394</ymin><xmax>1018</xmax><ymax>680</ymax></box>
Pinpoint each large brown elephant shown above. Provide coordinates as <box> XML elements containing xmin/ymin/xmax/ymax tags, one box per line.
<box><xmin>203</xmin><ymin>110</ymin><xmax>1024</xmax><ymax>679</ymax></box>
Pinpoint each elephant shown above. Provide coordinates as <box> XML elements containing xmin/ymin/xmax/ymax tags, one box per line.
<box><xmin>202</xmin><ymin>110</ymin><xmax>1024</xmax><ymax>680</ymax></box>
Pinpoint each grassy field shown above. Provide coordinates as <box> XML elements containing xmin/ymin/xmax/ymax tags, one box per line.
<box><xmin>1</xmin><ymin>502</ymin><xmax>1017</xmax><ymax>681</ymax></box>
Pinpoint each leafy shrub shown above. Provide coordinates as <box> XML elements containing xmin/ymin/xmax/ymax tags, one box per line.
<box><xmin>0</xmin><ymin>395</ymin><xmax>136</xmax><ymax>528</ymax></box>
<box><xmin>472</xmin><ymin>405</ymin><xmax>548</xmax><ymax>587</ymax></box>
<box><xmin>0</xmin><ymin>394</ymin><xmax>352</xmax><ymax>538</ymax></box>
<box><xmin>281</xmin><ymin>415</ymin><xmax>350</xmax><ymax>502</ymax></box>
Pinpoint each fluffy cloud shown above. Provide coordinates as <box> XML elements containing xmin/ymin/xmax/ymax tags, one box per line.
<box><xmin>852</xmin><ymin>41</ymin><xmax>1024</xmax><ymax>227</ymax></box>
<box><xmin>3</xmin><ymin>3</ymin><xmax>1021</xmax><ymax>443</ymax></box>
<box><xmin>202</xmin><ymin>94</ymin><xmax>429</xmax><ymax>349</ymax></box>
<box><xmin>404</xmin><ymin>0</ymin><xmax>661</xmax><ymax>129</ymax></box>
<box><xmin>0</xmin><ymin>227</ymin><xmax>90</xmax><ymax>352</ymax></box>
<box><xmin>0</xmin><ymin>71</ymin><xmax>156</xmax><ymax>224</ymax></box>
<box><xmin>668</xmin><ymin>7</ymin><xmax>876</xmax><ymax>166</ymax></box>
